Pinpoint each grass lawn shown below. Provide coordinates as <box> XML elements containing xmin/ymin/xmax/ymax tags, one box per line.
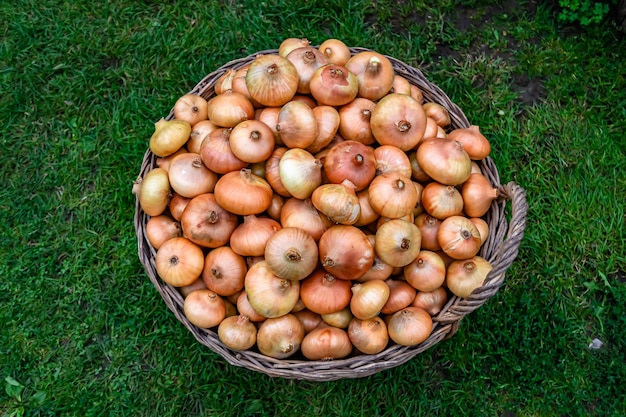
<box><xmin>1</xmin><ymin>0</ymin><xmax>625</xmax><ymax>415</ymax></box>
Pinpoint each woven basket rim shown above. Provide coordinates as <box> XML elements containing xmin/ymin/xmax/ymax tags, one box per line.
<box><xmin>134</xmin><ymin>47</ymin><xmax>528</xmax><ymax>381</ymax></box>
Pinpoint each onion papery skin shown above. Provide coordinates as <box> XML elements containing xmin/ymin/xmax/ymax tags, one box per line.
<box><xmin>245</xmin><ymin>261</ymin><xmax>300</xmax><ymax>319</ymax></box>
<box><xmin>446</xmin><ymin>256</ymin><xmax>493</xmax><ymax>298</ymax></box>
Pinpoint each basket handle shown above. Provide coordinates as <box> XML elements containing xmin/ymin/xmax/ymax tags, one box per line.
<box><xmin>436</xmin><ymin>181</ymin><xmax>528</xmax><ymax>326</ymax></box>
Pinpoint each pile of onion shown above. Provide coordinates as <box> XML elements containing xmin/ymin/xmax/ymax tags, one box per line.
<box><xmin>134</xmin><ymin>37</ymin><xmax>498</xmax><ymax>362</ymax></box>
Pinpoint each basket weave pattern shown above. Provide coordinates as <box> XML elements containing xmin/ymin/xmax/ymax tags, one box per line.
<box><xmin>134</xmin><ymin>48</ymin><xmax>528</xmax><ymax>381</ymax></box>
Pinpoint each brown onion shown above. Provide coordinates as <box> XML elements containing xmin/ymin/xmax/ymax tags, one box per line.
<box><xmin>309</xmin><ymin>64</ymin><xmax>359</xmax><ymax>106</ymax></box>
<box><xmin>387</xmin><ymin>306</ymin><xmax>432</xmax><ymax>346</ymax></box>
<box><xmin>416</xmin><ymin>137</ymin><xmax>472</xmax><ymax>186</ymax></box>
<box><xmin>180</xmin><ymin>193</ymin><xmax>238</xmax><ymax>248</ymax></box>
<box><xmin>183</xmin><ymin>289</ymin><xmax>226</xmax><ymax>328</ymax></box>
<box><xmin>323</xmin><ymin>140</ymin><xmax>376</xmax><ymax>191</ymax></box>
<box><xmin>202</xmin><ymin>246</ymin><xmax>247</xmax><ymax>296</ymax></box>
<box><xmin>403</xmin><ymin>250</ymin><xmax>446</xmax><ymax>292</ymax></box>
<box><xmin>301</xmin><ymin>324</ymin><xmax>352</xmax><ymax>360</ymax></box>
<box><xmin>236</xmin><ymin>291</ymin><xmax>266</xmax><ymax>322</ymax></box>
<box><xmin>155</xmin><ymin>237</ymin><xmax>204</xmax><ymax>287</ymax></box>
<box><xmin>167</xmin><ymin>153</ymin><xmax>218</xmax><ymax>198</ymax></box>
<box><xmin>178</xmin><ymin>277</ymin><xmax>208</xmax><ymax>298</ymax></box>
<box><xmin>264</xmin><ymin>227</ymin><xmax>318</xmax><ymax>281</ymax></box>
<box><xmin>447</xmin><ymin>125</ymin><xmax>491</xmax><ymax>160</ymax></box>
<box><xmin>318</xmin><ymin>225</ymin><xmax>375</xmax><ymax>280</ymax></box>
<box><xmin>214</xmin><ymin>169</ymin><xmax>273</xmax><ymax>216</ymax></box>
<box><xmin>146</xmin><ymin>215</ymin><xmax>181</xmax><ymax>250</ymax></box>
<box><xmin>267</xmin><ymin>194</ymin><xmax>285</xmax><ymax>221</ymax></box>
<box><xmin>421</xmin><ymin>182</ymin><xmax>464</xmax><ymax>219</ymax></box>
<box><xmin>229</xmin><ymin>119</ymin><xmax>275</xmax><ymax>163</ymax></box>
<box><xmin>354</xmin><ymin>189</ymin><xmax>380</xmax><ymax>227</ymax></box>
<box><xmin>446</xmin><ymin>256</ymin><xmax>493</xmax><ymax>298</ymax></box>
<box><xmin>437</xmin><ymin>215</ymin><xmax>482</xmax><ymax>260</ymax></box>
<box><xmin>293</xmin><ymin>309</ymin><xmax>323</xmax><ymax>334</ymax></box>
<box><xmin>276</xmin><ymin>100</ymin><xmax>318</xmax><ymax>149</ymax></box>
<box><xmin>409</xmin><ymin>151</ymin><xmax>432</xmax><ymax>183</ymax></box>
<box><xmin>255</xmin><ymin>107</ymin><xmax>282</xmax><ymax>144</ymax></box>
<box><xmin>412</xmin><ymin>287</ymin><xmax>448</xmax><ymax>316</ymax></box>
<box><xmin>348</xmin><ymin>316</ymin><xmax>389</xmax><ymax>354</ymax></box>
<box><xmin>286</xmin><ymin>46</ymin><xmax>328</xmax><ymax>94</ymax></box>
<box><xmin>149</xmin><ymin>118</ymin><xmax>191</xmax><ymax>157</ymax></box>
<box><xmin>390</xmin><ymin>75</ymin><xmax>412</xmax><ymax>95</ymax></box>
<box><xmin>173</xmin><ymin>94</ymin><xmax>208</xmax><ymax>126</ymax></box>
<box><xmin>381</xmin><ymin>279</ymin><xmax>417</xmax><ymax>315</ymax></box>
<box><xmin>134</xmin><ymin>167</ymin><xmax>170</xmax><ymax>216</ymax></box>
<box><xmin>321</xmin><ymin>308</ymin><xmax>353</xmax><ymax>328</ymax></box>
<box><xmin>469</xmin><ymin>217</ymin><xmax>490</xmax><ymax>245</ymax></box>
<box><xmin>350</xmin><ymin>280</ymin><xmax>390</xmax><ymax>320</ymax></box>
<box><xmin>370</xmin><ymin>93</ymin><xmax>427</xmax><ymax>151</ymax></box>
<box><xmin>278</xmin><ymin>148</ymin><xmax>323</xmax><ymax>199</ymax></box>
<box><xmin>374</xmin><ymin>145</ymin><xmax>412</xmax><ymax>178</ymax></box>
<box><xmin>199</xmin><ymin>127</ymin><xmax>248</xmax><ymax>174</ymax></box>
<box><xmin>368</xmin><ymin>173</ymin><xmax>418</xmax><ymax>219</ymax></box>
<box><xmin>264</xmin><ymin>147</ymin><xmax>290</xmax><ymax>197</ymax></box>
<box><xmin>461</xmin><ymin>173</ymin><xmax>499</xmax><ymax>218</ymax></box>
<box><xmin>300</xmin><ymin>269</ymin><xmax>352</xmax><ymax>315</ymax></box>
<box><xmin>306</xmin><ymin>105</ymin><xmax>340</xmax><ymax>153</ymax></box>
<box><xmin>245</xmin><ymin>260</ymin><xmax>300</xmax><ymax>318</ymax></box>
<box><xmin>414</xmin><ymin>213</ymin><xmax>442</xmax><ymax>251</ymax></box>
<box><xmin>168</xmin><ymin>193</ymin><xmax>190</xmax><ymax>222</ymax></box>
<box><xmin>338</xmin><ymin>98</ymin><xmax>376</xmax><ymax>145</ymax></box>
<box><xmin>188</xmin><ymin>120</ymin><xmax>218</xmax><ymax>153</ymax></box>
<box><xmin>230</xmin><ymin>215</ymin><xmax>282</xmax><ymax>257</ymax></box>
<box><xmin>280</xmin><ymin>198</ymin><xmax>329</xmax><ymax>241</ymax></box>
<box><xmin>311</xmin><ymin>180</ymin><xmax>361</xmax><ymax>225</ymax></box>
<box><xmin>256</xmin><ymin>314</ymin><xmax>304</xmax><ymax>359</ymax></box>
<box><xmin>246</xmin><ymin>54</ymin><xmax>298</xmax><ymax>107</ymax></box>
<box><xmin>217</xmin><ymin>315</ymin><xmax>257</xmax><ymax>351</ymax></box>
<box><xmin>207</xmin><ymin>90</ymin><xmax>254</xmax><ymax>128</ymax></box>
<box><xmin>278</xmin><ymin>38</ymin><xmax>311</xmax><ymax>57</ymax></box>
<box><xmin>375</xmin><ymin>219</ymin><xmax>422</xmax><ymax>268</ymax></box>
<box><xmin>345</xmin><ymin>51</ymin><xmax>395</xmax><ymax>101</ymax></box>
<box><xmin>318</xmin><ymin>38</ymin><xmax>351</xmax><ymax>66</ymax></box>
<box><xmin>422</xmin><ymin>102</ymin><xmax>451</xmax><ymax>128</ymax></box>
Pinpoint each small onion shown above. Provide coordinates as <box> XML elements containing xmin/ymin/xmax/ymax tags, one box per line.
<box><xmin>321</xmin><ymin>308</ymin><xmax>353</xmax><ymax>329</ymax></box>
<box><xmin>370</xmin><ymin>93</ymin><xmax>427</xmax><ymax>151</ymax></box>
<box><xmin>381</xmin><ymin>279</ymin><xmax>417</xmax><ymax>315</ymax></box>
<box><xmin>421</xmin><ymin>182</ymin><xmax>464</xmax><ymax>220</ymax></box>
<box><xmin>207</xmin><ymin>90</ymin><xmax>255</xmax><ymax>128</ymax></box>
<box><xmin>134</xmin><ymin>167</ymin><xmax>170</xmax><ymax>216</ymax></box>
<box><xmin>173</xmin><ymin>94</ymin><xmax>208</xmax><ymax>126</ymax></box>
<box><xmin>368</xmin><ymin>173</ymin><xmax>417</xmax><ymax>219</ymax></box>
<box><xmin>244</xmin><ymin>260</ymin><xmax>300</xmax><ymax>318</ymax></box>
<box><xmin>416</xmin><ymin>137</ymin><xmax>472</xmax><ymax>186</ymax></box>
<box><xmin>246</xmin><ymin>54</ymin><xmax>299</xmax><ymax>107</ymax></box>
<box><xmin>146</xmin><ymin>215</ymin><xmax>181</xmax><ymax>250</ymax></box>
<box><xmin>202</xmin><ymin>246</ymin><xmax>247</xmax><ymax>296</ymax></box>
<box><xmin>318</xmin><ymin>225</ymin><xmax>375</xmax><ymax>280</ymax></box>
<box><xmin>236</xmin><ymin>291</ymin><xmax>266</xmax><ymax>322</ymax></box>
<box><xmin>214</xmin><ymin>169</ymin><xmax>273</xmax><ymax>216</ymax></box>
<box><xmin>265</xmin><ymin>147</ymin><xmax>290</xmax><ymax>197</ymax></box>
<box><xmin>280</xmin><ymin>198</ymin><xmax>330</xmax><ymax>242</ymax></box>
<box><xmin>278</xmin><ymin>148</ymin><xmax>323</xmax><ymax>199</ymax></box>
<box><xmin>403</xmin><ymin>250</ymin><xmax>446</xmax><ymax>292</ymax></box>
<box><xmin>412</xmin><ymin>287</ymin><xmax>448</xmax><ymax>316</ymax></box>
<box><xmin>264</xmin><ymin>227</ymin><xmax>319</xmax><ymax>281</ymax></box>
<box><xmin>229</xmin><ymin>119</ymin><xmax>275</xmax><ymax>163</ymax></box>
<box><xmin>217</xmin><ymin>315</ymin><xmax>257</xmax><ymax>351</ymax></box>
<box><xmin>461</xmin><ymin>173</ymin><xmax>499</xmax><ymax>218</ymax></box>
<box><xmin>350</xmin><ymin>280</ymin><xmax>390</xmax><ymax>320</ymax></box>
<box><xmin>307</xmin><ymin>105</ymin><xmax>340</xmax><ymax>153</ymax></box>
<box><xmin>318</xmin><ymin>38</ymin><xmax>351</xmax><ymax>66</ymax></box>
<box><xmin>276</xmin><ymin>100</ymin><xmax>318</xmax><ymax>149</ymax></box>
<box><xmin>180</xmin><ymin>193</ymin><xmax>238</xmax><ymax>248</ymax></box>
<box><xmin>374</xmin><ymin>145</ymin><xmax>412</xmax><ymax>178</ymax></box>
<box><xmin>286</xmin><ymin>46</ymin><xmax>328</xmax><ymax>94</ymax></box>
<box><xmin>278</xmin><ymin>38</ymin><xmax>311</xmax><ymax>57</ymax></box>
<box><xmin>149</xmin><ymin>118</ymin><xmax>191</xmax><ymax>157</ymax></box>
<box><xmin>387</xmin><ymin>306</ymin><xmax>433</xmax><ymax>346</ymax></box>
<box><xmin>301</xmin><ymin>324</ymin><xmax>352</xmax><ymax>360</ymax></box>
<box><xmin>447</xmin><ymin>125</ymin><xmax>491</xmax><ymax>160</ymax></box>
<box><xmin>229</xmin><ymin>215</ymin><xmax>282</xmax><ymax>257</ymax></box>
<box><xmin>311</xmin><ymin>180</ymin><xmax>361</xmax><ymax>225</ymax></box>
<box><xmin>414</xmin><ymin>213</ymin><xmax>442</xmax><ymax>251</ymax></box>
<box><xmin>199</xmin><ymin>127</ymin><xmax>248</xmax><ymax>174</ymax></box>
<box><xmin>309</xmin><ymin>64</ymin><xmax>359</xmax><ymax>107</ymax></box>
<box><xmin>178</xmin><ymin>277</ymin><xmax>208</xmax><ymax>299</ymax></box>
<box><xmin>422</xmin><ymin>102</ymin><xmax>451</xmax><ymax>128</ymax></box>
<box><xmin>300</xmin><ymin>269</ymin><xmax>352</xmax><ymax>315</ymax></box>
<box><xmin>256</xmin><ymin>314</ymin><xmax>304</xmax><ymax>359</ymax></box>
<box><xmin>437</xmin><ymin>215</ymin><xmax>482</xmax><ymax>260</ymax></box>
<box><xmin>167</xmin><ymin>153</ymin><xmax>218</xmax><ymax>198</ymax></box>
<box><xmin>155</xmin><ymin>237</ymin><xmax>204</xmax><ymax>287</ymax></box>
<box><xmin>375</xmin><ymin>219</ymin><xmax>422</xmax><ymax>268</ymax></box>
<box><xmin>293</xmin><ymin>309</ymin><xmax>323</xmax><ymax>334</ymax></box>
<box><xmin>354</xmin><ymin>189</ymin><xmax>380</xmax><ymax>227</ymax></box>
<box><xmin>348</xmin><ymin>316</ymin><xmax>389</xmax><ymax>355</ymax></box>
<box><xmin>345</xmin><ymin>51</ymin><xmax>395</xmax><ymax>101</ymax></box>
<box><xmin>390</xmin><ymin>75</ymin><xmax>412</xmax><ymax>95</ymax></box>
<box><xmin>446</xmin><ymin>256</ymin><xmax>493</xmax><ymax>298</ymax></box>
<box><xmin>323</xmin><ymin>140</ymin><xmax>376</xmax><ymax>191</ymax></box>
<box><xmin>168</xmin><ymin>193</ymin><xmax>190</xmax><ymax>222</ymax></box>
<box><xmin>183</xmin><ymin>289</ymin><xmax>226</xmax><ymax>329</ymax></box>
<box><xmin>469</xmin><ymin>217</ymin><xmax>490</xmax><ymax>245</ymax></box>
<box><xmin>338</xmin><ymin>98</ymin><xmax>376</xmax><ymax>145</ymax></box>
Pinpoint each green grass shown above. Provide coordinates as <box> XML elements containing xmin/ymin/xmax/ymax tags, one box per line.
<box><xmin>1</xmin><ymin>0</ymin><xmax>625</xmax><ymax>415</ymax></box>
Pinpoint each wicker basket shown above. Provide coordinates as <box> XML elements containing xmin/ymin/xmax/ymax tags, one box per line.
<box><xmin>134</xmin><ymin>48</ymin><xmax>528</xmax><ymax>381</ymax></box>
